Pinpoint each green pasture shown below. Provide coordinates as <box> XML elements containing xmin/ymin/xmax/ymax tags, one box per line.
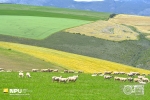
<box><xmin>0</xmin><ymin>72</ymin><xmax>150</xmax><ymax>100</ymax></box>
<box><xmin>0</xmin><ymin>15</ymin><xmax>90</xmax><ymax>39</ymax></box>
<box><xmin>0</xmin><ymin>4</ymin><xmax>110</xmax><ymax>21</ymax></box>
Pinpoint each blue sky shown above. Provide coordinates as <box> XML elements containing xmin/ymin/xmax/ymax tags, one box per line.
<box><xmin>74</xmin><ymin>0</ymin><xmax>105</xmax><ymax>2</ymax></box>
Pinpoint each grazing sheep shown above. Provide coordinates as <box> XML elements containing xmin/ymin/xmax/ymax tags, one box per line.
<box><xmin>41</xmin><ymin>69</ymin><xmax>49</xmax><ymax>72</ymax></box>
<box><xmin>138</xmin><ymin>80</ymin><xmax>146</xmax><ymax>84</ymax></box>
<box><xmin>99</xmin><ymin>74</ymin><xmax>104</xmax><ymax>76</ymax></box>
<box><xmin>104</xmin><ymin>75</ymin><xmax>112</xmax><ymax>79</ymax></box>
<box><xmin>64</xmin><ymin>70</ymin><xmax>68</xmax><ymax>73</ymax></box>
<box><xmin>32</xmin><ymin>69</ymin><xmax>39</xmax><ymax>72</ymax></box>
<box><xmin>53</xmin><ymin>69</ymin><xmax>58</xmax><ymax>72</ymax></box>
<box><xmin>52</xmin><ymin>76</ymin><xmax>62</xmax><ymax>82</ymax></box>
<box><xmin>68</xmin><ymin>70</ymin><xmax>75</xmax><ymax>73</ymax></box>
<box><xmin>142</xmin><ymin>78</ymin><xmax>149</xmax><ymax>82</ymax></box>
<box><xmin>127</xmin><ymin>77</ymin><xmax>133</xmax><ymax>82</ymax></box>
<box><xmin>26</xmin><ymin>72</ymin><xmax>31</xmax><ymax>78</ymax></box>
<box><xmin>91</xmin><ymin>73</ymin><xmax>97</xmax><ymax>76</ymax></box>
<box><xmin>68</xmin><ymin>75</ymin><xmax>78</xmax><ymax>82</ymax></box>
<box><xmin>113</xmin><ymin>71</ymin><xmax>119</xmax><ymax>75</ymax></box>
<box><xmin>104</xmin><ymin>71</ymin><xmax>113</xmax><ymax>75</ymax></box>
<box><xmin>19</xmin><ymin>71</ymin><xmax>24</xmax><ymax>78</ymax></box>
<box><xmin>49</xmin><ymin>69</ymin><xmax>54</xmax><ymax>72</ymax></box>
<box><xmin>130</xmin><ymin>72</ymin><xmax>140</xmax><ymax>75</ymax></box>
<box><xmin>134</xmin><ymin>78</ymin><xmax>141</xmax><ymax>82</ymax></box>
<box><xmin>138</xmin><ymin>76</ymin><xmax>145</xmax><ymax>79</ymax></box>
<box><xmin>120</xmin><ymin>78</ymin><xmax>127</xmax><ymax>82</ymax></box>
<box><xmin>59</xmin><ymin>77</ymin><xmax>68</xmax><ymax>83</ymax></box>
<box><xmin>127</xmin><ymin>73</ymin><xmax>134</xmax><ymax>77</ymax></box>
<box><xmin>0</xmin><ymin>68</ymin><xmax>4</xmax><ymax>71</ymax></box>
<box><xmin>114</xmin><ymin>76</ymin><xmax>120</xmax><ymax>81</ymax></box>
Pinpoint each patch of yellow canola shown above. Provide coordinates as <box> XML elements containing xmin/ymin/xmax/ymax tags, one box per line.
<box><xmin>0</xmin><ymin>42</ymin><xmax>150</xmax><ymax>74</ymax></box>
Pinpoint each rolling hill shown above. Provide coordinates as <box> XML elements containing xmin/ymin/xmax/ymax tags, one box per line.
<box><xmin>1</xmin><ymin>3</ymin><xmax>150</xmax><ymax>100</ymax></box>
<box><xmin>0</xmin><ymin>4</ymin><xmax>150</xmax><ymax>72</ymax></box>
<box><xmin>1</xmin><ymin>41</ymin><xmax>150</xmax><ymax>74</ymax></box>
<box><xmin>1</xmin><ymin>0</ymin><xmax>150</xmax><ymax>16</ymax></box>
<box><xmin>0</xmin><ymin>15</ymin><xmax>90</xmax><ymax>39</ymax></box>
<box><xmin>0</xmin><ymin>47</ymin><xmax>64</xmax><ymax>71</ymax></box>
<box><xmin>0</xmin><ymin>4</ymin><xmax>110</xmax><ymax>21</ymax></box>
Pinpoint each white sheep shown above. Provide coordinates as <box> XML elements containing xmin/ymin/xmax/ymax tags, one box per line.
<box><xmin>19</xmin><ymin>72</ymin><xmax>24</xmax><ymax>78</ymax></box>
<box><xmin>127</xmin><ymin>77</ymin><xmax>133</xmax><ymax>82</ymax></box>
<box><xmin>59</xmin><ymin>77</ymin><xmax>68</xmax><ymax>83</ymax></box>
<box><xmin>138</xmin><ymin>80</ymin><xmax>146</xmax><ymax>84</ymax></box>
<box><xmin>64</xmin><ymin>70</ymin><xmax>68</xmax><ymax>73</ymax></box>
<box><xmin>52</xmin><ymin>76</ymin><xmax>62</xmax><ymax>82</ymax></box>
<box><xmin>32</xmin><ymin>69</ymin><xmax>39</xmax><ymax>72</ymax></box>
<box><xmin>41</xmin><ymin>69</ymin><xmax>49</xmax><ymax>72</ymax></box>
<box><xmin>68</xmin><ymin>70</ymin><xmax>75</xmax><ymax>73</ymax></box>
<box><xmin>104</xmin><ymin>71</ymin><xmax>113</xmax><ymax>75</ymax></box>
<box><xmin>114</xmin><ymin>76</ymin><xmax>120</xmax><ymax>81</ymax></box>
<box><xmin>91</xmin><ymin>73</ymin><xmax>97</xmax><ymax>76</ymax></box>
<box><xmin>113</xmin><ymin>71</ymin><xmax>119</xmax><ymax>75</ymax></box>
<box><xmin>127</xmin><ymin>73</ymin><xmax>134</xmax><ymax>77</ymax></box>
<box><xmin>104</xmin><ymin>75</ymin><xmax>112</xmax><ymax>79</ymax></box>
<box><xmin>134</xmin><ymin>78</ymin><xmax>141</xmax><ymax>82</ymax></box>
<box><xmin>142</xmin><ymin>78</ymin><xmax>149</xmax><ymax>82</ymax></box>
<box><xmin>119</xmin><ymin>78</ymin><xmax>127</xmax><ymax>82</ymax></box>
<box><xmin>0</xmin><ymin>68</ymin><xmax>4</xmax><ymax>71</ymax></box>
<box><xmin>53</xmin><ymin>69</ymin><xmax>58</xmax><ymax>72</ymax></box>
<box><xmin>68</xmin><ymin>75</ymin><xmax>78</xmax><ymax>82</ymax></box>
<box><xmin>130</xmin><ymin>72</ymin><xmax>140</xmax><ymax>75</ymax></box>
<box><xmin>138</xmin><ymin>75</ymin><xmax>145</xmax><ymax>79</ymax></box>
<box><xmin>26</xmin><ymin>72</ymin><xmax>31</xmax><ymax>78</ymax></box>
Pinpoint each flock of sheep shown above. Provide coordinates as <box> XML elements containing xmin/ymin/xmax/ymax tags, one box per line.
<box><xmin>52</xmin><ymin>75</ymin><xmax>78</xmax><ymax>83</ymax></box>
<box><xmin>32</xmin><ymin>68</ymin><xmax>83</xmax><ymax>74</ymax></box>
<box><xmin>19</xmin><ymin>68</ymin><xmax>80</xmax><ymax>83</ymax></box>
<box><xmin>19</xmin><ymin>71</ymin><xmax>31</xmax><ymax>78</ymax></box>
<box><xmin>92</xmin><ymin>71</ymin><xmax>150</xmax><ymax>84</ymax></box>
<box><xmin>1</xmin><ymin>67</ymin><xmax>150</xmax><ymax>85</ymax></box>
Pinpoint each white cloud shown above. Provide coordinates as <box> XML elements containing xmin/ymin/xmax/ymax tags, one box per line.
<box><xmin>74</xmin><ymin>0</ymin><xmax>105</xmax><ymax>2</ymax></box>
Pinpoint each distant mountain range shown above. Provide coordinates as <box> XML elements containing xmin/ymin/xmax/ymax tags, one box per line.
<box><xmin>0</xmin><ymin>0</ymin><xmax>150</xmax><ymax>16</ymax></box>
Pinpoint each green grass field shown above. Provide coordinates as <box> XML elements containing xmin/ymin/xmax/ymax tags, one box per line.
<box><xmin>0</xmin><ymin>72</ymin><xmax>150</xmax><ymax>100</ymax></box>
<box><xmin>0</xmin><ymin>15</ymin><xmax>90</xmax><ymax>39</ymax></box>
<box><xmin>0</xmin><ymin>4</ymin><xmax>110</xmax><ymax>21</ymax></box>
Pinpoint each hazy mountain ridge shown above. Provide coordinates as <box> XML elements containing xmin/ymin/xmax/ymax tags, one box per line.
<box><xmin>0</xmin><ymin>0</ymin><xmax>150</xmax><ymax>16</ymax></box>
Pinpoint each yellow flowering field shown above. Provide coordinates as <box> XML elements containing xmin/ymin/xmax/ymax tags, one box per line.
<box><xmin>0</xmin><ymin>42</ymin><xmax>150</xmax><ymax>74</ymax></box>
<box><xmin>65</xmin><ymin>20</ymin><xmax>139</xmax><ymax>41</ymax></box>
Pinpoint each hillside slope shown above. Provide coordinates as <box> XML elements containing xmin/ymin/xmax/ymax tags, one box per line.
<box><xmin>0</xmin><ymin>42</ymin><xmax>150</xmax><ymax>74</ymax></box>
<box><xmin>1</xmin><ymin>31</ymin><xmax>150</xmax><ymax>70</ymax></box>
<box><xmin>0</xmin><ymin>4</ymin><xmax>150</xmax><ymax>70</ymax></box>
<box><xmin>0</xmin><ymin>47</ymin><xmax>63</xmax><ymax>71</ymax></box>
<box><xmin>0</xmin><ymin>4</ymin><xmax>110</xmax><ymax>21</ymax></box>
